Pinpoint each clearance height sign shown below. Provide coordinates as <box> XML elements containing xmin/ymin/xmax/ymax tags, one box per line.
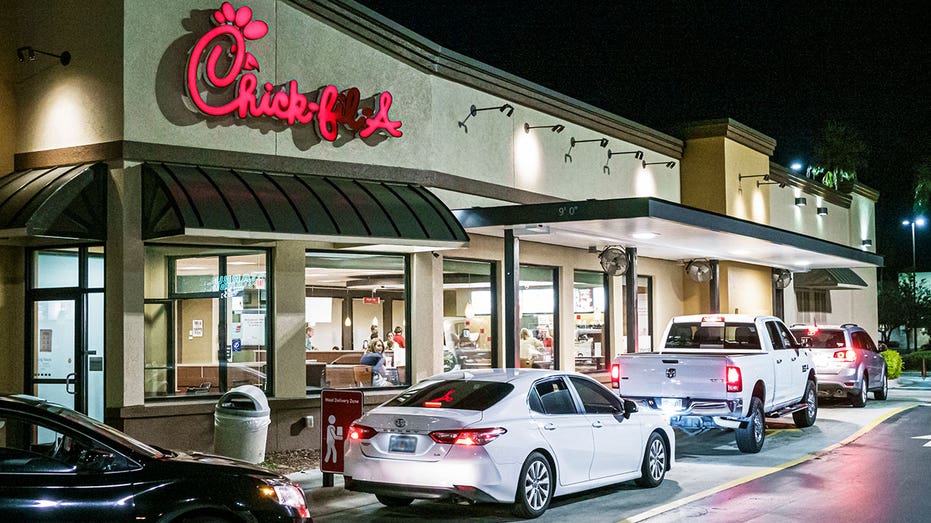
<box><xmin>320</xmin><ymin>389</ymin><xmax>364</xmax><ymax>474</ymax></box>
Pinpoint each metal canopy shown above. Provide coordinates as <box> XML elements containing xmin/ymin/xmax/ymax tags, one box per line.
<box><xmin>142</xmin><ymin>162</ymin><xmax>469</xmax><ymax>247</ymax></box>
<box><xmin>794</xmin><ymin>268</ymin><xmax>868</xmax><ymax>289</ymax></box>
<box><xmin>0</xmin><ymin>163</ymin><xmax>107</xmax><ymax>241</ymax></box>
<box><xmin>454</xmin><ymin>197</ymin><xmax>883</xmax><ymax>271</ymax></box>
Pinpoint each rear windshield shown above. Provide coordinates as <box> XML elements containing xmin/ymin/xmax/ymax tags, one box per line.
<box><xmin>383</xmin><ymin>380</ymin><xmax>514</xmax><ymax>411</ymax></box>
<box><xmin>665</xmin><ymin>322</ymin><xmax>761</xmax><ymax>350</ymax></box>
<box><xmin>791</xmin><ymin>329</ymin><xmax>846</xmax><ymax>348</ymax></box>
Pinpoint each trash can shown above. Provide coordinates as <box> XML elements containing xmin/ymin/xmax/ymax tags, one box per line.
<box><xmin>214</xmin><ymin>385</ymin><xmax>271</xmax><ymax>464</ymax></box>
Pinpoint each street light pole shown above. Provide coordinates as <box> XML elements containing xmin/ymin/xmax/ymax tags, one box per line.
<box><xmin>903</xmin><ymin>217</ymin><xmax>927</xmax><ymax>351</ymax></box>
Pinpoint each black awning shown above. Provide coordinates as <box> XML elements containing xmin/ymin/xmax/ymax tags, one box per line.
<box><xmin>793</xmin><ymin>268</ymin><xmax>868</xmax><ymax>290</ymax></box>
<box><xmin>0</xmin><ymin>163</ymin><xmax>107</xmax><ymax>240</ymax></box>
<box><xmin>141</xmin><ymin>162</ymin><xmax>469</xmax><ymax>246</ymax></box>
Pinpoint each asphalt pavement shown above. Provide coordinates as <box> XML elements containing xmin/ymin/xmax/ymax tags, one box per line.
<box><xmin>290</xmin><ymin>374</ymin><xmax>931</xmax><ymax>522</ymax></box>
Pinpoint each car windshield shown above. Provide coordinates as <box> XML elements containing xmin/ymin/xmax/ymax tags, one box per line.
<box><xmin>791</xmin><ymin>329</ymin><xmax>846</xmax><ymax>348</ymax></box>
<box><xmin>383</xmin><ymin>380</ymin><xmax>514</xmax><ymax>411</ymax></box>
<box><xmin>665</xmin><ymin>322</ymin><xmax>762</xmax><ymax>350</ymax></box>
<box><xmin>44</xmin><ymin>403</ymin><xmax>165</xmax><ymax>459</ymax></box>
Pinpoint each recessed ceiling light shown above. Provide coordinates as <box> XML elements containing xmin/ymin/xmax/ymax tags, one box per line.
<box><xmin>632</xmin><ymin>232</ymin><xmax>658</xmax><ymax>240</ymax></box>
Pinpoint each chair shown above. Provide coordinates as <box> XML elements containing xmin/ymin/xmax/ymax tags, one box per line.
<box><xmin>734</xmin><ymin>326</ymin><xmax>754</xmax><ymax>345</ymax></box>
<box><xmin>353</xmin><ymin>365</ymin><xmax>373</xmax><ymax>387</ymax></box>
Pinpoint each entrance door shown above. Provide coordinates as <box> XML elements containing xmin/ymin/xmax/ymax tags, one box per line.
<box><xmin>27</xmin><ymin>247</ymin><xmax>105</xmax><ymax>421</ymax></box>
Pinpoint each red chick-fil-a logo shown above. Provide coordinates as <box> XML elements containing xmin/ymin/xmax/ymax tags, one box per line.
<box><xmin>186</xmin><ymin>2</ymin><xmax>402</xmax><ymax>141</ymax></box>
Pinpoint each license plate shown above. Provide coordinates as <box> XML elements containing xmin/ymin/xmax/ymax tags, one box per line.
<box><xmin>389</xmin><ymin>435</ymin><xmax>417</xmax><ymax>453</ymax></box>
<box><xmin>659</xmin><ymin>398</ymin><xmax>682</xmax><ymax>410</ymax></box>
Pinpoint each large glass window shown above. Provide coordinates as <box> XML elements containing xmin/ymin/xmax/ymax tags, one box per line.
<box><xmin>443</xmin><ymin>259</ymin><xmax>496</xmax><ymax>372</ymax></box>
<box><xmin>144</xmin><ymin>246</ymin><xmax>270</xmax><ymax>399</ymax></box>
<box><xmin>573</xmin><ymin>270</ymin><xmax>608</xmax><ymax>372</ymax></box>
<box><xmin>303</xmin><ymin>251</ymin><xmax>408</xmax><ymax>391</ymax></box>
<box><xmin>520</xmin><ymin>264</ymin><xmax>557</xmax><ymax>369</ymax></box>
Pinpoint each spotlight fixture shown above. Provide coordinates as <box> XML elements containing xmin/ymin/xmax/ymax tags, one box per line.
<box><xmin>458</xmin><ymin>103</ymin><xmax>514</xmax><ymax>133</ymax></box>
<box><xmin>603</xmin><ymin>149</ymin><xmax>644</xmax><ymax>174</ymax></box>
<box><xmin>861</xmin><ymin>239</ymin><xmax>873</xmax><ymax>249</ymax></box>
<box><xmin>817</xmin><ymin>206</ymin><xmax>829</xmax><ymax>216</ymax></box>
<box><xmin>642</xmin><ymin>160</ymin><xmax>676</xmax><ymax>169</ymax></box>
<box><xmin>564</xmin><ymin>136</ymin><xmax>608</xmax><ymax>163</ymax></box>
<box><xmin>524</xmin><ymin>122</ymin><xmax>565</xmax><ymax>134</ymax></box>
<box><xmin>16</xmin><ymin>46</ymin><xmax>71</xmax><ymax>66</ymax></box>
<box><xmin>794</xmin><ymin>197</ymin><xmax>808</xmax><ymax>207</ymax></box>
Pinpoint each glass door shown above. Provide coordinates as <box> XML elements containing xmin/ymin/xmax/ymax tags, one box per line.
<box><xmin>32</xmin><ymin>299</ymin><xmax>78</xmax><ymax>411</ymax></box>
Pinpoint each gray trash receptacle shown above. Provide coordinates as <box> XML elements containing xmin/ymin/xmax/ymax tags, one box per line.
<box><xmin>214</xmin><ymin>385</ymin><xmax>271</xmax><ymax>464</ymax></box>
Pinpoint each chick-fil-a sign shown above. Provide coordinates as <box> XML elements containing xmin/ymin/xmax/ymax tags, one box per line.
<box><xmin>186</xmin><ymin>2</ymin><xmax>402</xmax><ymax>141</ymax></box>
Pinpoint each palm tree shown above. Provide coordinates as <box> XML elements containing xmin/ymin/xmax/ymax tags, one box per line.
<box><xmin>808</xmin><ymin>121</ymin><xmax>870</xmax><ymax>190</ymax></box>
<box><xmin>914</xmin><ymin>157</ymin><xmax>931</xmax><ymax>215</ymax></box>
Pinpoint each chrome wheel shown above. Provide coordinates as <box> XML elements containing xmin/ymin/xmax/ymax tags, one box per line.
<box><xmin>523</xmin><ymin>459</ymin><xmax>550</xmax><ymax>511</ymax></box>
<box><xmin>752</xmin><ymin>409</ymin><xmax>764</xmax><ymax>443</ymax></box>
<box><xmin>805</xmin><ymin>387</ymin><xmax>816</xmax><ymax>418</ymax></box>
<box><xmin>647</xmin><ymin>437</ymin><xmax>666</xmax><ymax>481</ymax></box>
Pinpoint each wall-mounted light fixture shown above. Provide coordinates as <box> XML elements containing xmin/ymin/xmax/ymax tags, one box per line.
<box><xmin>16</xmin><ymin>46</ymin><xmax>71</xmax><ymax>66</ymax></box>
<box><xmin>642</xmin><ymin>160</ymin><xmax>676</xmax><ymax>169</ymax></box>
<box><xmin>817</xmin><ymin>206</ymin><xmax>829</xmax><ymax>216</ymax></box>
<box><xmin>603</xmin><ymin>149</ymin><xmax>644</xmax><ymax>175</ymax></box>
<box><xmin>458</xmin><ymin>103</ymin><xmax>514</xmax><ymax>133</ymax></box>
<box><xmin>794</xmin><ymin>197</ymin><xmax>808</xmax><ymax>207</ymax></box>
<box><xmin>564</xmin><ymin>136</ymin><xmax>608</xmax><ymax>163</ymax></box>
<box><xmin>524</xmin><ymin>122</ymin><xmax>565</xmax><ymax>134</ymax></box>
<box><xmin>861</xmin><ymin>239</ymin><xmax>873</xmax><ymax>250</ymax></box>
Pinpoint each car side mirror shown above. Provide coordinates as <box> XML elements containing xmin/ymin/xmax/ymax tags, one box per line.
<box><xmin>623</xmin><ymin>399</ymin><xmax>638</xmax><ymax>419</ymax></box>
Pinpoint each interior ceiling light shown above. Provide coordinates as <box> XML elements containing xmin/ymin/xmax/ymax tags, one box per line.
<box><xmin>603</xmin><ymin>149</ymin><xmax>644</xmax><ymax>175</ymax></box>
<box><xmin>457</xmin><ymin>103</ymin><xmax>514</xmax><ymax>133</ymax></box>
<box><xmin>564</xmin><ymin>136</ymin><xmax>608</xmax><ymax>163</ymax></box>
<box><xmin>632</xmin><ymin>232</ymin><xmax>658</xmax><ymax>240</ymax></box>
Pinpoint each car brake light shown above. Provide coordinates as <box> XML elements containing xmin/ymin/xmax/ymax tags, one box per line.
<box><xmin>348</xmin><ymin>423</ymin><xmax>378</xmax><ymax>440</ymax></box>
<box><xmin>429</xmin><ymin>427</ymin><xmax>507</xmax><ymax>446</ymax></box>
<box><xmin>701</xmin><ymin>316</ymin><xmax>726</xmax><ymax>323</ymax></box>
<box><xmin>611</xmin><ymin>363</ymin><xmax>621</xmax><ymax>389</ymax></box>
<box><xmin>807</xmin><ymin>326</ymin><xmax>820</xmax><ymax>336</ymax></box>
<box><xmin>726</xmin><ymin>365</ymin><xmax>742</xmax><ymax>392</ymax></box>
<box><xmin>833</xmin><ymin>349</ymin><xmax>857</xmax><ymax>362</ymax></box>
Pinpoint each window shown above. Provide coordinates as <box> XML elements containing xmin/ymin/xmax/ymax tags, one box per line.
<box><xmin>303</xmin><ymin>251</ymin><xmax>408</xmax><ymax>390</ymax></box>
<box><xmin>531</xmin><ymin>378</ymin><xmax>577</xmax><ymax>415</ymax></box>
<box><xmin>144</xmin><ymin>246</ymin><xmax>270</xmax><ymax>399</ymax></box>
<box><xmin>520</xmin><ymin>265</ymin><xmax>557</xmax><ymax>369</ymax></box>
<box><xmin>443</xmin><ymin>259</ymin><xmax>496</xmax><ymax>372</ymax></box>
<box><xmin>796</xmin><ymin>289</ymin><xmax>831</xmax><ymax>325</ymax></box>
<box><xmin>573</xmin><ymin>270</ymin><xmax>608</xmax><ymax>372</ymax></box>
<box><xmin>665</xmin><ymin>322</ymin><xmax>761</xmax><ymax>350</ymax></box>
<box><xmin>568</xmin><ymin>376</ymin><xmax>622</xmax><ymax>415</ymax></box>
<box><xmin>383</xmin><ymin>380</ymin><xmax>513</xmax><ymax>411</ymax></box>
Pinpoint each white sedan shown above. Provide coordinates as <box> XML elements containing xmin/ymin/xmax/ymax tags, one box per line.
<box><xmin>343</xmin><ymin>369</ymin><xmax>674</xmax><ymax>518</ymax></box>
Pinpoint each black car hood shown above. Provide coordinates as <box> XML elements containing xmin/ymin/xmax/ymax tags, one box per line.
<box><xmin>154</xmin><ymin>450</ymin><xmax>279</xmax><ymax>477</ymax></box>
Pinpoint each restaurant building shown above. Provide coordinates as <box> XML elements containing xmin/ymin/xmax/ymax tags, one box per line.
<box><xmin>0</xmin><ymin>0</ymin><xmax>881</xmax><ymax>452</ymax></box>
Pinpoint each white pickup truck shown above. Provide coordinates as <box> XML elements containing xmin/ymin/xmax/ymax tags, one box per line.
<box><xmin>610</xmin><ymin>314</ymin><xmax>817</xmax><ymax>453</ymax></box>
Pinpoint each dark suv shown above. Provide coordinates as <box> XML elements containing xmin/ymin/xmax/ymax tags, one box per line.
<box><xmin>790</xmin><ymin>324</ymin><xmax>888</xmax><ymax>407</ymax></box>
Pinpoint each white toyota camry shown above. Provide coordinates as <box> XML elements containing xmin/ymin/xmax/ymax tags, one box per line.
<box><xmin>343</xmin><ymin>368</ymin><xmax>674</xmax><ymax>518</ymax></box>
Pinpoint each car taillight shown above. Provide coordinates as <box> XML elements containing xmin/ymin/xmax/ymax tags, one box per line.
<box><xmin>348</xmin><ymin>423</ymin><xmax>378</xmax><ymax>440</ymax></box>
<box><xmin>726</xmin><ymin>365</ymin><xmax>742</xmax><ymax>393</ymax></box>
<box><xmin>429</xmin><ymin>427</ymin><xmax>507</xmax><ymax>446</ymax></box>
<box><xmin>611</xmin><ymin>363</ymin><xmax>621</xmax><ymax>389</ymax></box>
<box><xmin>833</xmin><ymin>349</ymin><xmax>857</xmax><ymax>362</ymax></box>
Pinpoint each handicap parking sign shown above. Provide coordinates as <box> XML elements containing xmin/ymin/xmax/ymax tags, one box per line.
<box><xmin>231</xmin><ymin>338</ymin><xmax>242</xmax><ymax>352</ymax></box>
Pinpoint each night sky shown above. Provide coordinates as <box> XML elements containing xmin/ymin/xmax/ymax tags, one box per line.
<box><xmin>355</xmin><ymin>1</ymin><xmax>931</xmax><ymax>273</ymax></box>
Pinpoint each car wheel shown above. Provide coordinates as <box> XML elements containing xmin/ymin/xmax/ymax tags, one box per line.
<box><xmin>375</xmin><ymin>494</ymin><xmax>414</xmax><ymax>507</ymax></box>
<box><xmin>735</xmin><ymin>396</ymin><xmax>765</xmax><ymax>453</ymax></box>
<box><xmin>793</xmin><ymin>379</ymin><xmax>818</xmax><ymax>428</ymax></box>
<box><xmin>512</xmin><ymin>451</ymin><xmax>553</xmax><ymax>518</ymax></box>
<box><xmin>874</xmin><ymin>367</ymin><xmax>889</xmax><ymax>400</ymax></box>
<box><xmin>850</xmin><ymin>375</ymin><xmax>867</xmax><ymax>408</ymax></box>
<box><xmin>634</xmin><ymin>432</ymin><xmax>667</xmax><ymax>488</ymax></box>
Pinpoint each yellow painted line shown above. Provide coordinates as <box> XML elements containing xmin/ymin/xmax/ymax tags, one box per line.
<box><xmin>618</xmin><ymin>403</ymin><xmax>918</xmax><ymax>523</ymax></box>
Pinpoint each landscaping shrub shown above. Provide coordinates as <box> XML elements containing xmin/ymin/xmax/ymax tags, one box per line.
<box><xmin>901</xmin><ymin>350</ymin><xmax>931</xmax><ymax>372</ymax></box>
<box><xmin>882</xmin><ymin>349</ymin><xmax>903</xmax><ymax>379</ymax></box>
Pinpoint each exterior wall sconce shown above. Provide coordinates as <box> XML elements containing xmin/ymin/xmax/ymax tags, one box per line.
<box><xmin>861</xmin><ymin>239</ymin><xmax>873</xmax><ymax>250</ymax></box>
<box><xmin>794</xmin><ymin>197</ymin><xmax>808</xmax><ymax>207</ymax></box>
<box><xmin>817</xmin><ymin>207</ymin><xmax>829</xmax><ymax>216</ymax></box>
<box><xmin>524</xmin><ymin>123</ymin><xmax>565</xmax><ymax>134</ymax></box>
<box><xmin>458</xmin><ymin>103</ymin><xmax>514</xmax><ymax>133</ymax></box>
<box><xmin>603</xmin><ymin>149</ymin><xmax>644</xmax><ymax>174</ymax></box>
<box><xmin>642</xmin><ymin>160</ymin><xmax>676</xmax><ymax>169</ymax></box>
<box><xmin>565</xmin><ymin>136</ymin><xmax>608</xmax><ymax>163</ymax></box>
<box><xmin>16</xmin><ymin>46</ymin><xmax>71</xmax><ymax>66</ymax></box>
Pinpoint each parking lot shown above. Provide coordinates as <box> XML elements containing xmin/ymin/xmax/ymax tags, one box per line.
<box><xmin>292</xmin><ymin>378</ymin><xmax>931</xmax><ymax>522</ymax></box>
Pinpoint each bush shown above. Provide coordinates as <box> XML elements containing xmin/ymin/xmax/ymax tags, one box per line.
<box><xmin>882</xmin><ymin>349</ymin><xmax>904</xmax><ymax>379</ymax></box>
<box><xmin>886</xmin><ymin>340</ymin><xmax>901</xmax><ymax>348</ymax></box>
<box><xmin>901</xmin><ymin>350</ymin><xmax>931</xmax><ymax>372</ymax></box>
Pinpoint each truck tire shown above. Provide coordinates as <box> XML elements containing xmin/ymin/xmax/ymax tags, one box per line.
<box><xmin>736</xmin><ymin>396</ymin><xmax>765</xmax><ymax>453</ymax></box>
<box><xmin>793</xmin><ymin>379</ymin><xmax>818</xmax><ymax>427</ymax></box>
<box><xmin>634</xmin><ymin>432</ymin><xmax>668</xmax><ymax>488</ymax></box>
<box><xmin>850</xmin><ymin>375</ymin><xmax>868</xmax><ymax>408</ymax></box>
<box><xmin>873</xmin><ymin>367</ymin><xmax>889</xmax><ymax>400</ymax></box>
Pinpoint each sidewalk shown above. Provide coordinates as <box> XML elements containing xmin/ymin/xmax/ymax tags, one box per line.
<box><xmin>288</xmin><ymin>468</ymin><xmax>333</xmax><ymax>491</ymax></box>
<box><xmin>894</xmin><ymin>371</ymin><xmax>931</xmax><ymax>389</ymax></box>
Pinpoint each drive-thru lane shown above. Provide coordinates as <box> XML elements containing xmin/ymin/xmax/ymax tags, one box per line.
<box><xmin>299</xmin><ymin>387</ymin><xmax>931</xmax><ymax>522</ymax></box>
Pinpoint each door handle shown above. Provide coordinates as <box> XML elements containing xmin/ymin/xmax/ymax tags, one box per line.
<box><xmin>775</xmin><ymin>359</ymin><xmax>783</xmax><ymax>364</ymax></box>
<box><xmin>591</xmin><ymin>420</ymin><xmax>604</xmax><ymax>428</ymax></box>
<box><xmin>543</xmin><ymin>423</ymin><xmax>557</xmax><ymax>431</ymax></box>
<box><xmin>65</xmin><ymin>373</ymin><xmax>76</xmax><ymax>395</ymax></box>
